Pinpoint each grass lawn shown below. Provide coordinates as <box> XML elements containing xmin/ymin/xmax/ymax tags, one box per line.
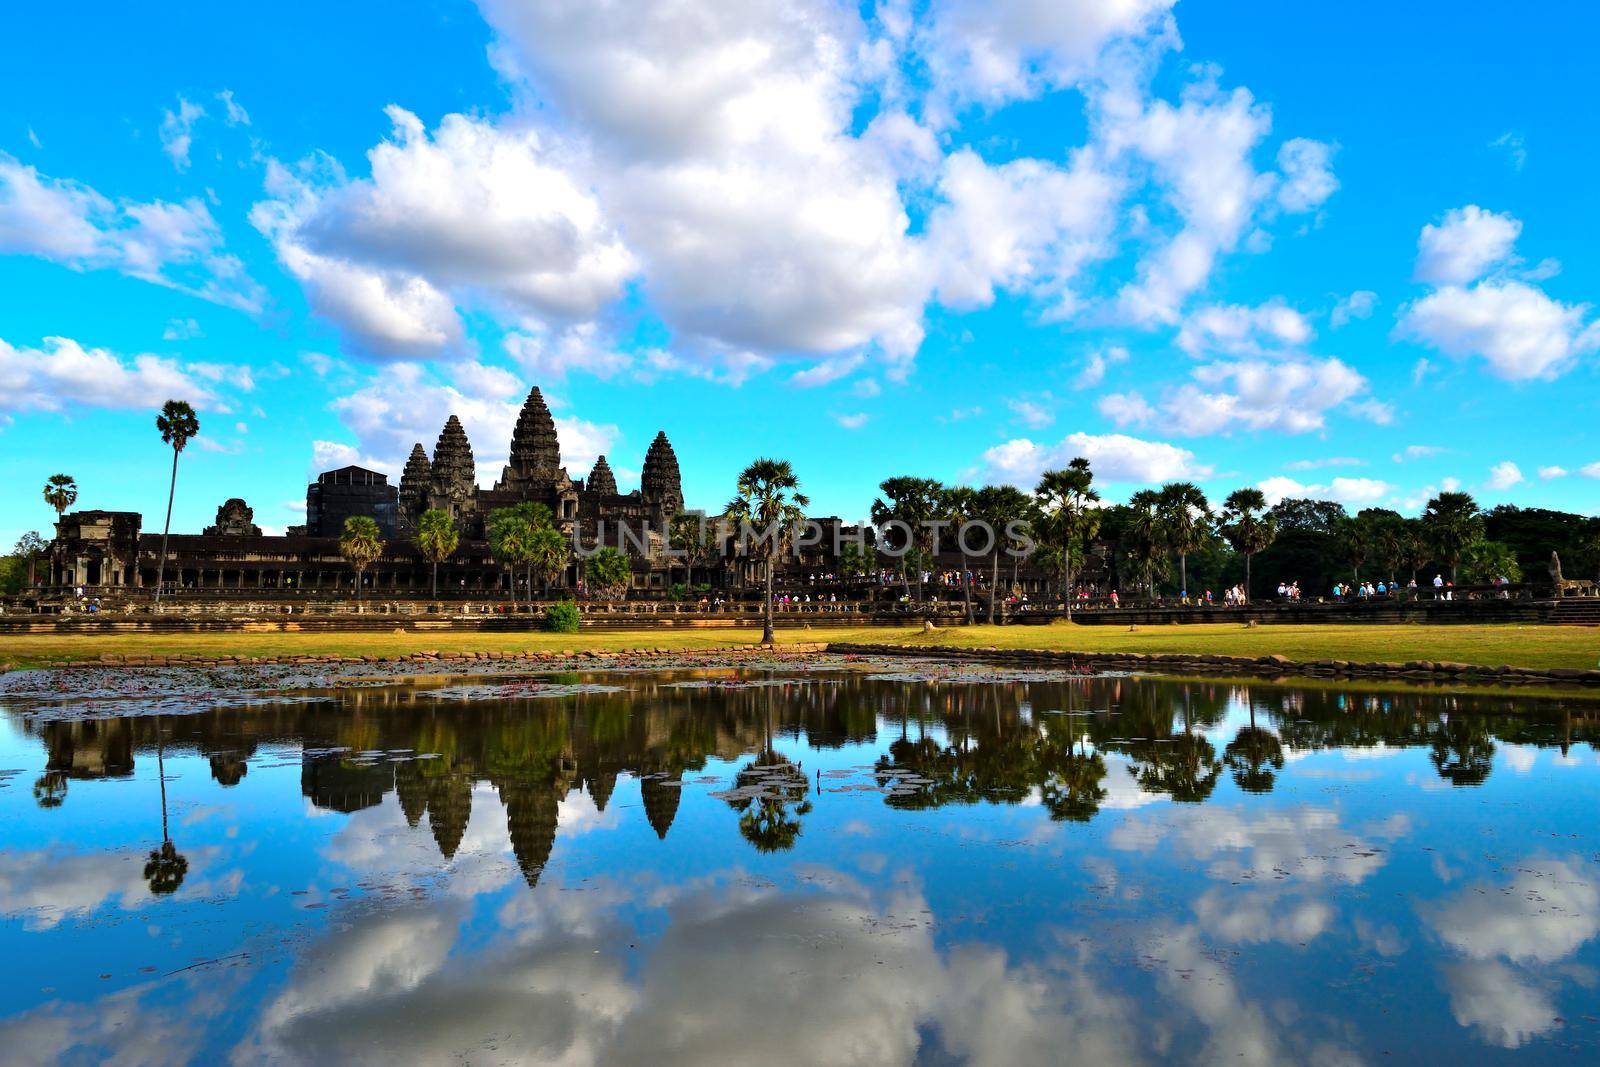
<box><xmin>1</xmin><ymin>621</ymin><xmax>1596</xmax><ymax>672</ymax></box>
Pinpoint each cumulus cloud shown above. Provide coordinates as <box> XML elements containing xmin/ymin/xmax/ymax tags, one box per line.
<box><xmin>159</xmin><ymin>96</ymin><xmax>206</xmax><ymax>170</ymax></box>
<box><xmin>1007</xmin><ymin>396</ymin><xmax>1054</xmax><ymax>428</ymax></box>
<box><xmin>1176</xmin><ymin>300</ymin><xmax>1312</xmax><ymax>357</ymax></box>
<box><xmin>979</xmin><ymin>430</ymin><xmax>1210</xmax><ymax>487</ymax></box>
<box><xmin>0</xmin><ymin>154</ymin><xmax>262</xmax><ymax>311</ymax></box>
<box><xmin>0</xmin><ymin>336</ymin><xmax>226</xmax><ymax>424</ymax></box>
<box><xmin>1275</xmin><ymin>137</ymin><xmax>1338</xmax><ymax>213</ymax></box>
<box><xmin>1397</xmin><ymin>279</ymin><xmax>1599</xmax><ymax>381</ymax></box>
<box><xmin>1414</xmin><ymin>205</ymin><xmax>1520</xmax><ymax>286</ymax></box>
<box><xmin>252</xmin><ymin>109</ymin><xmax>635</xmax><ymax>359</ymax></box>
<box><xmin>1539</xmin><ymin>465</ymin><xmax>1568</xmax><ymax>480</ymax></box>
<box><xmin>1074</xmin><ymin>345</ymin><xmax>1128</xmax><ymax>389</ymax></box>
<box><xmin>504</xmin><ymin>322</ymin><xmax>632</xmax><ymax>381</ymax></box>
<box><xmin>1485</xmin><ymin>461</ymin><xmax>1524</xmax><ymax>490</ymax></box>
<box><xmin>1257</xmin><ymin>475</ymin><xmax>1392</xmax><ymax>507</ymax></box>
<box><xmin>1149</xmin><ymin>356</ymin><xmax>1375</xmax><ymax>436</ymax></box>
<box><xmin>1329</xmin><ymin>289</ymin><xmax>1377</xmax><ymax>328</ymax></box>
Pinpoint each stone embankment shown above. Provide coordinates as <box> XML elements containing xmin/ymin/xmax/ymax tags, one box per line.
<box><xmin>22</xmin><ymin>644</ymin><xmax>831</xmax><ymax>671</ymax></box>
<box><xmin>828</xmin><ymin>642</ymin><xmax>1600</xmax><ymax>687</ymax></box>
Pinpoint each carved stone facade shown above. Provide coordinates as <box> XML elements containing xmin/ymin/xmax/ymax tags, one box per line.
<box><xmin>203</xmin><ymin>498</ymin><xmax>261</xmax><ymax>537</ymax></box>
<box><xmin>586</xmin><ymin>455</ymin><xmax>618</xmax><ymax>497</ymax></box>
<box><xmin>641</xmin><ymin>431</ymin><xmax>684</xmax><ymax>516</ymax></box>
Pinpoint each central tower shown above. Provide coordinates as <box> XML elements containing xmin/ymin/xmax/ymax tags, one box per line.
<box><xmin>496</xmin><ymin>387</ymin><xmax>562</xmax><ymax>493</ymax></box>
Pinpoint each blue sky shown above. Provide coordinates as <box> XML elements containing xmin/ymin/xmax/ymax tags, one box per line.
<box><xmin>3</xmin><ymin>0</ymin><xmax>1598</xmax><ymax>545</ymax></box>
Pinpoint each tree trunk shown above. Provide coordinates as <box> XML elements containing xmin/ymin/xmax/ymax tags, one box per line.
<box><xmin>154</xmin><ymin>448</ymin><xmax>179</xmax><ymax>612</ymax></box>
<box><xmin>762</xmin><ymin>553</ymin><xmax>775</xmax><ymax>645</ymax></box>
<box><xmin>431</xmin><ymin>560</ymin><xmax>438</xmax><ymax>599</ymax></box>
<box><xmin>959</xmin><ymin>550</ymin><xmax>973</xmax><ymax>623</ymax></box>
<box><xmin>989</xmin><ymin>550</ymin><xmax>1000</xmax><ymax>625</ymax></box>
<box><xmin>1064</xmin><ymin>534</ymin><xmax>1074</xmax><ymax>619</ymax></box>
<box><xmin>1180</xmin><ymin>552</ymin><xmax>1188</xmax><ymax>600</ymax></box>
<box><xmin>1245</xmin><ymin>551</ymin><xmax>1252</xmax><ymax>600</ymax></box>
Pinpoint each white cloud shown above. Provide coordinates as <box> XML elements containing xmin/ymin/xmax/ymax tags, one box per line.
<box><xmin>159</xmin><ymin>96</ymin><xmax>206</xmax><ymax>170</ymax></box>
<box><xmin>1257</xmin><ymin>475</ymin><xmax>1392</xmax><ymax>506</ymax></box>
<box><xmin>1329</xmin><ymin>289</ymin><xmax>1377</xmax><ymax>328</ymax></box>
<box><xmin>162</xmin><ymin>318</ymin><xmax>203</xmax><ymax>341</ymax></box>
<box><xmin>789</xmin><ymin>353</ymin><xmax>865</xmax><ymax>388</ymax></box>
<box><xmin>1394</xmin><ymin>445</ymin><xmax>1444</xmax><ymax>463</ymax></box>
<box><xmin>1074</xmin><ymin>345</ymin><xmax>1128</xmax><ymax>389</ymax></box>
<box><xmin>217</xmin><ymin>89</ymin><xmax>250</xmax><ymax>127</ymax></box>
<box><xmin>1176</xmin><ymin>300</ymin><xmax>1312</xmax><ymax>357</ymax></box>
<box><xmin>252</xmin><ymin>108</ymin><xmax>635</xmax><ymax>358</ymax></box>
<box><xmin>1097</xmin><ymin>390</ymin><xmax>1156</xmax><ymax>427</ymax></box>
<box><xmin>1275</xmin><ymin>137</ymin><xmax>1338</xmax><ymax>213</ymax></box>
<box><xmin>918</xmin><ymin>0</ymin><xmax>1177</xmax><ymax>110</ymax></box>
<box><xmin>1414</xmin><ymin>205</ymin><xmax>1521</xmax><ymax>285</ymax></box>
<box><xmin>1160</xmin><ymin>356</ymin><xmax>1372</xmax><ymax>436</ymax></box>
<box><xmin>1441</xmin><ymin>960</ymin><xmax>1559</xmax><ymax>1050</ymax></box>
<box><xmin>979</xmin><ymin>430</ymin><xmax>1210</xmax><ymax>487</ymax></box>
<box><xmin>504</xmin><ymin>322</ymin><xmax>632</xmax><ymax>381</ymax></box>
<box><xmin>0</xmin><ymin>336</ymin><xmax>224</xmax><ymax>424</ymax></box>
<box><xmin>1580</xmin><ymin>462</ymin><xmax>1600</xmax><ymax>479</ymax></box>
<box><xmin>1424</xmin><ymin>858</ymin><xmax>1599</xmax><ymax>965</ymax></box>
<box><xmin>833</xmin><ymin>412</ymin><xmax>868</xmax><ymax>430</ymax></box>
<box><xmin>1007</xmin><ymin>396</ymin><xmax>1054</xmax><ymax>428</ymax></box>
<box><xmin>1538</xmin><ymin>465</ymin><xmax>1568</xmax><ymax>480</ymax></box>
<box><xmin>1397</xmin><ymin>279</ymin><xmax>1599</xmax><ymax>381</ymax></box>
<box><xmin>478</xmin><ymin>0</ymin><xmax>928</xmax><ymax>368</ymax></box>
<box><xmin>1284</xmin><ymin>456</ymin><xmax>1365</xmax><ymax>471</ymax></box>
<box><xmin>1485</xmin><ymin>461</ymin><xmax>1524</xmax><ymax>490</ymax></box>
<box><xmin>926</xmin><ymin>148</ymin><xmax>1118</xmax><ymax>315</ymax></box>
<box><xmin>0</xmin><ymin>154</ymin><xmax>262</xmax><ymax>311</ymax></box>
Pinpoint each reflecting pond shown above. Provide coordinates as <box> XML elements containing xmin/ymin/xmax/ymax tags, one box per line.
<box><xmin>3</xmin><ymin>662</ymin><xmax>1600</xmax><ymax>1065</ymax></box>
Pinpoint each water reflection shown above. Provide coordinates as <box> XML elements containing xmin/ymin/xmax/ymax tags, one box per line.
<box><xmin>2</xmin><ymin>668</ymin><xmax>1599</xmax><ymax>1064</ymax></box>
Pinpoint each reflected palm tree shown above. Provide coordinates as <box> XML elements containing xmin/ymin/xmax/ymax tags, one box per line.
<box><xmin>144</xmin><ymin>717</ymin><xmax>188</xmax><ymax>895</ymax></box>
<box><xmin>726</xmin><ymin>687</ymin><xmax>811</xmax><ymax>852</ymax></box>
<box><xmin>32</xmin><ymin>770</ymin><xmax>68</xmax><ymax>808</ymax></box>
<box><xmin>1224</xmin><ymin>702</ymin><xmax>1285</xmax><ymax>794</ymax></box>
<box><xmin>1430</xmin><ymin>718</ymin><xmax>1495</xmax><ymax>787</ymax></box>
<box><xmin>1128</xmin><ymin>685</ymin><xmax>1221</xmax><ymax>804</ymax></box>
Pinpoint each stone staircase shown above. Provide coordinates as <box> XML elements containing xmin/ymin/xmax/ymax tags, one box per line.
<box><xmin>1546</xmin><ymin>598</ymin><xmax>1600</xmax><ymax>625</ymax></box>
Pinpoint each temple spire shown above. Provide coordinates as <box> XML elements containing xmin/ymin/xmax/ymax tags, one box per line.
<box><xmin>587</xmin><ymin>455</ymin><xmax>618</xmax><ymax>496</ymax></box>
<box><xmin>430</xmin><ymin>415</ymin><xmax>476</xmax><ymax>512</ymax></box>
<box><xmin>497</xmin><ymin>386</ymin><xmax>562</xmax><ymax>492</ymax></box>
<box><xmin>640</xmin><ymin>431</ymin><xmax>684</xmax><ymax>515</ymax></box>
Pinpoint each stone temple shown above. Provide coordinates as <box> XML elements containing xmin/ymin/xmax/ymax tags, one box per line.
<box><xmin>45</xmin><ymin>387</ymin><xmax>693</xmax><ymax>596</ymax></box>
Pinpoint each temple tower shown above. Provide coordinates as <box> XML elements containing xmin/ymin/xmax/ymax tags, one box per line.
<box><xmin>640</xmin><ymin>431</ymin><xmax>684</xmax><ymax>515</ymax></box>
<box><xmin>430</xmin><ymin>415</ymin><xmax>477</xmax><ymax>518</ymax></box>
<box><xmin>586</xmin><ymin>455</ymin><xmax>618</xmax><ymax>496</ymax></box>
<box><xmin>396</xmin><ymin>443</ymin><xmax>432</xmax><ymax>533</ymax></box>
<box><xmin>497</xmin><ymin>387</ymin><xmax>562</xmax><ymax>493</ymax></box>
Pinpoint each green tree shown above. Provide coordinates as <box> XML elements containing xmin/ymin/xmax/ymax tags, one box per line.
<box><xmin>1359</xmin><ymin>508</ymin><xmax>1407</xmax><ymax>584</ymax></box>
<box><xmin>941</xmin><ymin>486</ymin><xmax>980</xmax><ymax>622</ymax></box>
<box><xmin>487</xmin><ymin>511</ymin><xmax>535</xmax><ymax>604</ymax></box>
<box><xmin>1422</xmin><ymin>491</ymin><xmax>1485</xmax><ymax>582</ymax></box>
<box><xmin>838</xmin><ymin>540</ymin><xmax>872</xmax><ymax>586</ymax></box>
<box><xmin>972</xmin><ymin>485</ymin><xmax>1034</xmax><ymax>623</ymax></box>
<box><xmin>43</xmin><ymin>473</ymin><xmax>77</xmax><ymax>523</ymax></box>
<box><xmin>529</xmin><ymin>525</ymin><xmax>570</xmax><ymax>595</ymax></box>
<box><xmin>668</xmin><ymin>511</ymin><xmax>717</xmax><ymax>590</ymax></box>
<box><xmin>1157</xmin><ymin>482</ymin><xmax>1211</xmax><ymax>599</ymax></box>
<box><xmin>1036</xmin><ymin>458</ymin><xmax>1100</xmax><ymax>614</ymax></box>
<box><xmin>1124</xmin><ymin>489</ymin><xmax>1167</xmax><ymax>597</ymax></box>
<box><xmin>153</xmin><ymin>401</ymin><xmax>200</xmax><ymax>611</ymax></box>
<box><xmin>1339</xmin><ymin>513</ymin><xmax>1375</xmax><ymax>583</ymax></box>
<box><xmin>1400</xmin><ymin>518</ymin><xmax>1432</xmax><ymax>585</ymax></box>
<box><xmin>1220</xmin><ymin>488</ymin><xmax>1276</xmax><ymax>599</ymax></box>
<box><xmin>1461</xmin><ymin>540</ymin><xmax>1522</xmax><ymax>583</ymax></box>
<box><xmin>144</xmin><ymin>719</ymin><xmax>188</xmax><ymax>896</ymax></box>
<box><xmin>870</xmin><ymin>476</ymin><xmax>944</xmax><ymax>601</ymax></box>
<box><xmin>724</xmin><ymin>458</ymin><xmax>810</xmax><ymax>645</ymax></box>
<box><xmin>585</xmin><ymin>546</ymin><xmax>632</xmax><ymax>600</ymax></box>
<box><xmin>13</xmin><ymin>532</ymin><xmax>47</xmax><ymax>590</ymax></box>
<box><xmin>339</xmin><ymin>516</ymin><xmax>385</xmax><ymax>605</ymax></box>
<box><xmin>414</xmin><ymin>508</ymin><xmax>459</xmax><ymax>598</ymax></box>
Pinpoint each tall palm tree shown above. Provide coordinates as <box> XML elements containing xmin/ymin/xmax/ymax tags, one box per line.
<box><xmin>1157</xmin><ymin>482</ymin><xmax>1211</xmax><ymax>600</ymax></box>
<box><xmin>941</xmin><ymin>486</ymin><xmax>979</xmax><ymax>623</ymax></box>
<box><xmin>870</xmin><ymin>476</ymin><xmax>943</xmax><ymax>601</ymax></box>
<box><xmin>1422</xmin><ymin>491</ymin><xmax>1485</xmax><ymax>582</ymax></box>
<box><xmin>153</xmin><ymin>401</ymin><xmax>199</xmax><ymax>611</ymax></box>
<box><xmin>1036</xmin><ymin>458</ymin><xmax>1100</xmax><ymax>615</ymax></box>
<box><xmin>414</xmin><ymin>508</ymin><xmax>458</xmax><ymax>598</ymax></box>
<box><xmin>1126</xmin><ymin>489</ymin><xmax>1165</xmax><ymax>597</ymax></box>
<box><xmin>724</xmin><ymin>458</ymin><xmax>809</xmax><ymax>645</ymax></box>
<box><xmin>529</xmin><ymin>525</ymin><xmax>569</xmax><ymax>597</ymax></box>
<box><xmin>487</xmin><ymin>511</ymin><xmax>534</xmax><ymax>604</ymax></box>
<box><xmin>1220</xmin><ymin>488</ymin><xmax>1276</xmax><ymax>599</ymax></box>
<box><xmin>43</xmin><ymin>473</ymin><xmax>78</xmax><ymax>522</ymax></box>
<box><xmin>338</xmin><ymin>515</ymin><xmax>385</xmax><ymax>607</ymax></box>
<box><xmin>973</xmin><ymin>485</ymin><xmax>1033</xmax><ymax>624</ymax></box>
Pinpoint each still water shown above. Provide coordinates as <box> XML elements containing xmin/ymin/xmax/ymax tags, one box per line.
<box><xmin>2</xmin><ymin>661</ymin><xmax>1599</xmax><ymax>1065</ymax></box>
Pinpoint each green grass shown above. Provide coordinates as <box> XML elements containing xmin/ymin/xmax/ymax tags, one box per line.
<box><xmin>1</xmin><ymin>621</ymin><xmax>1595</xmax><ymax>672</ymax></box>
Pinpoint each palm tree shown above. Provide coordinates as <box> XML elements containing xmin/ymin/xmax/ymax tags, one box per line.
<box><xmin>1223</xmin><ymin>703</ymin><xmax>1284</xmax><ymax>793</ymax></box>
<box><xmin>338</xmin><ymin>515</ymin><xmax>385</xmax><ymax>607</ymax></box>
<box><xmin>724</xmin><ymin>458</ymin><xmax>810</xmax><ymax>645</ymax></box>
<box><xmin>973</xmin><ymin>485</ymin><xmax>1033</xmax><ymax>624</ymax></box>
<box><xmin>1125</xmin><ymin>489</ymin><xmax>1165</xmax><ymax>597</ymax></box>
<box><xmin>669</xmin><ymin>512</ymin><xmax>715</xmax><ymax>590</ymax></box>
<box><xmin>144</xmin><ymin>717</ymin><xmax>189</xmax><ymax>896</ymax></box>
<box><xmin>870</xmin><ymin>476</ymin><xmax>943</xmax><ymax>601</ymax></box>
<box><xmin>414</xmin><ymin>508</ymin><xmax>458</xmax><ymax>599</ymax></box>
<box><xmin>1036</xmin><ymin>458</ymin><xmax>1100</xmax><ymax>614</ymax></box>
<box><xmin>941</xmin><ymin>486</ymin><xmax>979</xmax><ymax>622</ymax></box>
<box><xmin>584</xmin><ymin>546</ymin><xmax>632</xmax><ymax>600</ymax></box>
<box><xmin>1422</xmin><ymin>491</ymin><xmax>1485</xmax><ymax>582</ymax></box>
<box><xmin>153</xmin><ymin>401</ymin><xmax>199</xmax><ymax>611</ymax></box>
<box><xmin>1401</xmin><ymin>519</ymin><xmax>1431</xmax><ymax>586</ymax></box>
<box><xmin>43</xmin><ymin>473</ymin><xmax>78</xmax><ymax>523</ymax></box>
<box><xmin>1220</xmin><ymin>488</ymin><xmax>1276</xmax><ymax>599</ymax></box>
<box><xmin>529</xmin><ymin>525</ymin><xmax>569</xmax><ymax>596</ymax></box>
<box><xmin>1157</xmin><ymin>482</ymin><xmax>1211</xmax><ymax>600</ymax></box>
<box><xmin>1339</xmin><ymin>513</ymin><xmax>1375</xmax><ymax>583</ymax></box>
<box><xmin>487</xmin><ymin>511</ymin><xmax>534</xmax><ymax>604</ymax></box>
